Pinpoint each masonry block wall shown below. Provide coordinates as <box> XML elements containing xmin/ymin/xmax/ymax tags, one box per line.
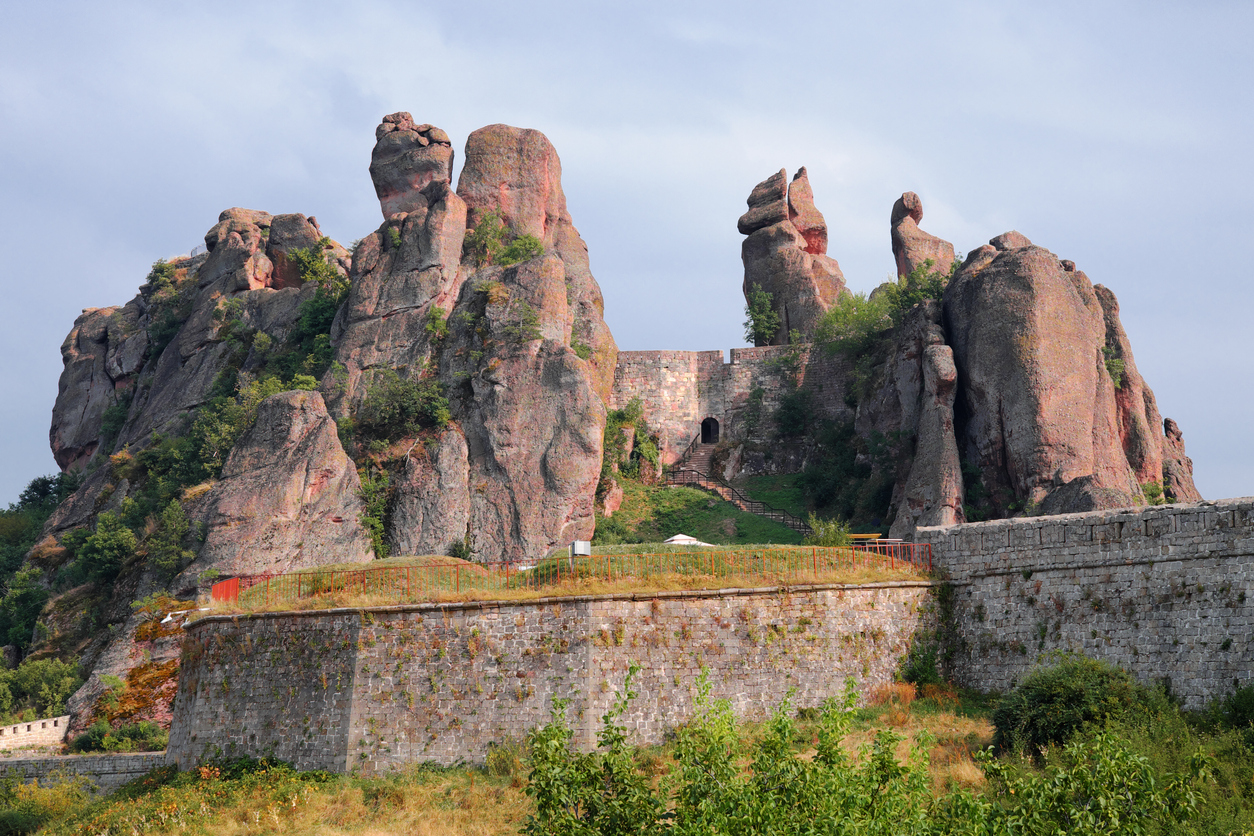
<box><xmin>168</xmin><ymin>582</ymin><xmax>934</xmax><ymax>774</ymax></box>
<box><xmin>916</xmin><ymin>497</ymin><xmax>1254</xmax><ymax>708</ymax></box>
<box><xmin>610</xmin><ymin>345</ymin><xmax>854</xmax><ymax>463</ymax></box>
<box><xmin>0</xmin><ymin>752</ymin><xmax>166</xmax><ymax>793</ymax></box>
<box><xmin>0</xmin><ymin>715</ymin><xmax>68</xmax><ymax>750</ymax></box>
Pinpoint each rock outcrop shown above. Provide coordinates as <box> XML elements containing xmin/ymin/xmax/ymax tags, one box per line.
<box><xmin>944</xmin><ymin>232</ymin><xmax>1198</xmax><ymax>515</ymax></box>
<box><xmin>891</xmin><ymin>192</ymin><xmax>954</xmax><ymax>279</ymax></box>
<box><xmin>740</xmin><ymin>168</ymin><xmax>847</xmax><ymax>345</ymax></box>
<box><xmin>370</xmin><ymin>113</ymin><xmax>455</xmax><ymax>219</ymax></box>
<box><xmin>333</xmin><ymin>117</ymin><xmax>616</xmax><ymax>562</ymax></box>
<box><xmin>873</xmin><ymin>303</ymin><xmax>964</xmax><ymax>538</ymax></box>
<box><xmin>183</xmin><ymin>391</ymin><xmax>372</xmax><ymax>581</ymax></box>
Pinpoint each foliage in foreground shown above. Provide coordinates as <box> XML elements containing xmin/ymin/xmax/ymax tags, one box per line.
<box><xmin>525</xmin><ymin>670</ymin><xmax>1209</xmax><ymax>836</ymax></box>
<box><xmin>992</xmin><ymin>653</ymin><xmax>1169</xmax><ymax>757</ymax></box>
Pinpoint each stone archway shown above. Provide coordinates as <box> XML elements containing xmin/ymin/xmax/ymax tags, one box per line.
<box><xmin>701</xmin><ymin>417</ymin><xmax>720</xmax><ymax>444</ymax></box>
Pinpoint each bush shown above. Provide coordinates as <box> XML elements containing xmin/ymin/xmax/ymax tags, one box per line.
<box><xmin>68</xmin><ymin>720</ymin><xmax>167</xmax><ymax>753</ymax></box>
<box><xmin>743</xmin><ymin>283</ymin><xmax>780</xmax><ymax>345</ymax></box>
<box><xmin>992</xmin><ymin>654</ymin><xmax>1165</xmax><ymax>756</ymax></box>
<box><xmin>355</xmin><ymin>369</ymin><xmax>450</xmax><ymax>441</ymax></box>
<box><xmin>72</xmin><ymin>512</ymin><xmax>137</xmax><ymax>585</ymax></box>
<box><xmin>802</xmin><ymin>514</ymin><xmax>851</xmax><ymax>547</ymax></box>
<box><xmin>464</xmin><ymin>210</ymin><xmax>544</xmax><ymax>267</ymax></box>
<box><xmin>0</xmin><ymin>658</ymin><xmax>82</xmax><ymax>722</ymax></box>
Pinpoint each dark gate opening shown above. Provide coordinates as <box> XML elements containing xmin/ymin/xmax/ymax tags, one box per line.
<box><xmin>701</xmin><ymin>417</ymin><xmax>720</xmax><ymax>444</ymax></box>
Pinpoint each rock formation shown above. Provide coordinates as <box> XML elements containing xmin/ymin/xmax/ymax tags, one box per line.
<box><xmin>943</xmin><ymin>232</ymin><xmax>1199</xmax><ymax>516</ymax></box>
<box><xmin>183</xmin><ymin>390</ymin><xmax>372</xmax><ymax>581</ymax></box>
<box><xmin>370</xmin><ymin>113</ymin><xmax>455</xmax><ymax>219</ymax></box>
<box><xmin>332</xmin><ymin>118</ymin><xmax>616</xmax><ymax>562</ymax></box>
<box><xmin>891</xmin><ymin>192</ymin><xmax>954</xmax><ymax>279</ymax></box>
<box><xmin>740</xmin><ymin>168</ymin><xmax>847</xmax><ymax>345</ymax></box>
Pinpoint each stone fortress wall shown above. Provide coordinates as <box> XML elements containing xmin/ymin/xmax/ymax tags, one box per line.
<box><xmin>161</xmin><ymin>496</ymin><xmax>1254</xmax><ymax>774</ymax></box>
<box><xmin>609</xmin><ymin>345</ymin><xmax>853</xmax><ymax>464</ymax></box>
<box><xmin>168</xmin><ymin>582</ymin><xmax>935</xmax><ymax>774</ymax></box>
<box><xmin>916</xmin><ymin>497</ymin><xmax>1254</xmax><ymax>709</ymax></box>
<box><xmin>0</xmin><ymin>715</ymin><xmax>68</xmax><ymax>750</ymax></box>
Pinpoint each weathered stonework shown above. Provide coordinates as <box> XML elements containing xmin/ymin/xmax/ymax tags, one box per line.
<box><xmin>610</xmin><ymin>346</ymin><xmax>852</xmax><ymax>463</ymax></box>
<box><xmin>0</xmin><ymin>715</ymin><xmax>68</xmax><ymax>750</ymax></box>
<box><xmin>917</xmin><ymin>497</ymin><xmax>1254</xmax><ymax>708</ymax></box>
<box><xmin>168</xmin><ymin>582</ymin><xmax>934</xmax><ymax>773</ymax></box>
<box><xmin>0</xmin><ymin>752</ymin><xmax>166</xmax><ymax>793</ymax></box>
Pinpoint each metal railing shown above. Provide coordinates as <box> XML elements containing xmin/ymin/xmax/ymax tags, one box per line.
<box><xmin>210</xmin><ymin>543</ymin><xmax>932</xmax><ymax>607</ymax></box>
<box><xmin>665</xmin><ymin>467</ymin><xmax>812</xmax><ymax>535</ymax></box>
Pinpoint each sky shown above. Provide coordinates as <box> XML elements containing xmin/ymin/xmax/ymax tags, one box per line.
<box><xmin>1</xmin><ymin>0</ymin><xmax>1250</xmax><ymax>503</ymax></box>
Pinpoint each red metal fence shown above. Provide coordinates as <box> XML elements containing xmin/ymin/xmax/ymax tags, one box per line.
<box><xmin>210</xmin><ymin>542</ymin><xmax>932</xmax><ymax>608</ymax></box>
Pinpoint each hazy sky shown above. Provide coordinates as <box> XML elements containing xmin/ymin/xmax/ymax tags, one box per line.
<box><xmin>1</xmin><ymin>1</ymin><xmax>1250</xmax><ymax>503</ymax></box>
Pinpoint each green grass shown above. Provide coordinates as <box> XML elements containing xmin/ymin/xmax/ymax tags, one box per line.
<box><xmin>594</xmin><ymin>479</ymin><xmax>801</xmax><ymax>546</ymax></box>
<box><xmin>736</xmin><ymin>473</ymin><xmax>810</xmax><ymax>519</ymax></box>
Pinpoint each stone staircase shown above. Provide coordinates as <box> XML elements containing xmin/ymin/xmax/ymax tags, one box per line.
<box><xmin>667</xmin><ymin>442</ymin><xmax>810</xmax><ymax>535</ymax></box>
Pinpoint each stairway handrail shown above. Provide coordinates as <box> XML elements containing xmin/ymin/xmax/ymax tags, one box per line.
<box><xmin>666</xmin><ymin>467</ymin><xmax>811</xmax><ymax>534</ymax></box>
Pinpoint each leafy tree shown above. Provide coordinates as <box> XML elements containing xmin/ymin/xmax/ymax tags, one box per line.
<box><xmin>743</xmin><ymin>283</ymin><xmax>780</xmax><ymax>345</ymax></box>
<box><xmin>355</xmin><ymin>369</ymin><xmax>451</xmax><ymax>442</ymax></box>
<box><xmin>73</xmin><ymin>512</ymin><xmax>137</xmax><ymax>585</ymax></box>
<box><xmin>147</xmin><ymin>500</ymin><xmax>194</xmax><ymax>579</ymax></box>
<box><xmin>0</xmin><ymin>567</ymin><xmax>48</xmax><ymax>650</ymax></box>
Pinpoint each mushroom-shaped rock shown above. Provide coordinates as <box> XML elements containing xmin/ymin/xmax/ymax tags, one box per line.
<box><xmin>370</xmin><ymin>112</ymin><xmax>455</xmax><ymax>219</ymax></box>
<box><xmin>740</xmin><ymin>167</ymin><xmax>847</xmax><ymax>345</ymax></box>
<box><xmin>890</xmin><ymin>192</ymin><xmax>954</xmax><ymax>279</ymax></box>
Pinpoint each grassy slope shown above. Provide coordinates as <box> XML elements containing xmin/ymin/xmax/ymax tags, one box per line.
<box><xmin>736</xmin><ymin>473</ymin><xmax>810</xmax><ymax>519</ymax></box>
<box><xmin>595</xmin><ymin>479</ymin><xmax>802</xmax><ymax>546</ymax></box>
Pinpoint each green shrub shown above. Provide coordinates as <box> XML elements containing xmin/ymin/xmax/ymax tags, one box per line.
<box><xmin>357</xmin><ymin>470</ymin><xmax>391</xmax><ymax>559</ymax></box>
<box><xmin>355</xmin><ymin>369</ymin><xmax>450</xmax><ymax>441</ymax></box>
<box><xmin>802</xmin><ymin>514</ymin><xmax>851</xmax><ymax>547</ymax></box>
<box><xmin>814</xmin><ymin>290</ymin><xmax>893</xmax><ymax>358</ymax></box>
<box><xmin>774</xmin><ymin>388</ymin><xmax>811</xmax><ymax>438</ymax></box>
<box><xmin>464</xmin><ymin>210</ymin><xmax>544</xmax><ymax>268</ymax></box>
<box><xmin>1103</xmin><ymin>346</ymin><xmax>1126</xmax><ymax>389</ymax></box>
<box><xmin>0</xmin><ymin>567</ymin><xmax>49</xmax><ymax>651</ymax></box>
<box><xmin>742</xmin><ymin>283</ymin><xmax>780</xmax><ymax>345</ymax></box>
<box><xmin>425</xmin><ymin>306</ymin><xmax>448</xmax><ymax>340</ymax></box>
<box><xmin>68</xmin><ymin>720</ymin><xmax>167</xmax><ymax>753</ymax></box>
<box><xmin>146</xmin><ymin>500</ymin><xmax>194</xmax><ymax>579</ymax></box>
<box><xmin>498</xmin><ymin>234</ymin><xmax>543</xmax><ymax>266</ymax></box>
<box><xmin>992</xmin><ymin>654</ymin><xmax>1165</xmax><ymax>756</ymax></box>
<box><xmin>72</xmin><ymin>512</ymin><xmax>137</xmax><ymax>585</ymax></box>
<box><xmin>142</xmin><ymin>259</ymin><xmax>196</xmax><ymax>358</ymax></box>
<box><xmin>0</xmin><ymin>658</ymin><xmax>82</xmax><ymax>722</ymax></box>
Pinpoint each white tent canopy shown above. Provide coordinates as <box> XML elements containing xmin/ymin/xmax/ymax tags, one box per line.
<box><xmin>663</xmin><ymin>534</ymin><xmax>717</xmax><ymax>547</ymax></box>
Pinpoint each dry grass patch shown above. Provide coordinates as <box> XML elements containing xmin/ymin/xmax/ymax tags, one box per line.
<box><xmin>208</xmin><ymin>564</ymin><xmax>928</xmax><ymax>617</ymax></box>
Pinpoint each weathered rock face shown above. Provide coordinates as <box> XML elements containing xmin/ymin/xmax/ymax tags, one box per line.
<box><xmin>184</xmin><ymin>391</ymin><xmax>371</xmax><ymax>581</ymax></box>
<box><xmin>389</xmin><ymin>427</ymin><xmax>471</xmax><ymax>557</ymax></box>
<box><xmin>458</xmin><ymin>124</ymin><xmax>618</xmax><ymax>401</ymax></box>
<box><xmin>50</xmin><ymin>302</ymin><xmax>145</xmax><ymax>471</ymax></box>
<box><xmin>868</xmin><ymin>303</ymin><xmax>964</xmax><ymax>539</ymax></box>
<box><xmin>943</xmin><ymin>233</ymin><xmax>1196</xmax><ymax>515</ymax></box>
<box><xmin>332</xmin><ymin>117</ymin><xmax>616</xmax><ymax>562</ymax></box>
<box><xmin>740</xmin><ymin>167</ymin><xmax>847</xmax><ymax>345</ymax></box>
<box><xmin>891</xmin><ymin>192</ymin><xmax>954</xmax><ymax>279</ymax></box>
<box><xmin>370</xmin><ymin>113</ymin><xmax>455</xmax><ymax>219</ymax></box>
<box><xmin>1162</xmin><ymin>418</ymin><xmax>1201</xmax><ymax>503</ymax></box>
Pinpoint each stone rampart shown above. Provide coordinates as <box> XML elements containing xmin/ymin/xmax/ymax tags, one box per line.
<box><xmin>0</xmin><ymin>715</ymin><xmax>68</xmax><ymax>750</ymax></box>
<box><xmin>917</xmin><ymin>497</ymin><xmax>1254</xmax><ymax>708</ymax></box>
<box><xmin>610</xmin><ymin>345</ymin><xmax>853</xmax><ymax>463</ymax></box>
<box><xmin>0</xmin><ymin>752</ymin><xmax>166</xmax><ymax>793</ymax></box>
<box><xmin>168</xmin><ymin>582</ymin><xmax>934</xmax><ymax>774</ymax></box>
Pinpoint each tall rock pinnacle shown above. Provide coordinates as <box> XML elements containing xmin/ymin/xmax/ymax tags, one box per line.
<box><xmin>739</xmin><ymin>167</ymin><xmax>847</xmax><ymax>345</ymax></box>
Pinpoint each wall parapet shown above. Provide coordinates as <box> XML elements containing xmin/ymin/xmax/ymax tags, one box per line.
<box><xmin>918</xmin><ymin>497</ymin><xmax>1254</xmax><ymax>708</ymax></box>
<box><xmin>0</xmin><ymin>752</ymin><xmax>166</xmax><ymax>794</ymax></box>
<box><xmin>0</xmin><ymin>715</ymin><xmax>68</xmax><ymax>750</ymax></box>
